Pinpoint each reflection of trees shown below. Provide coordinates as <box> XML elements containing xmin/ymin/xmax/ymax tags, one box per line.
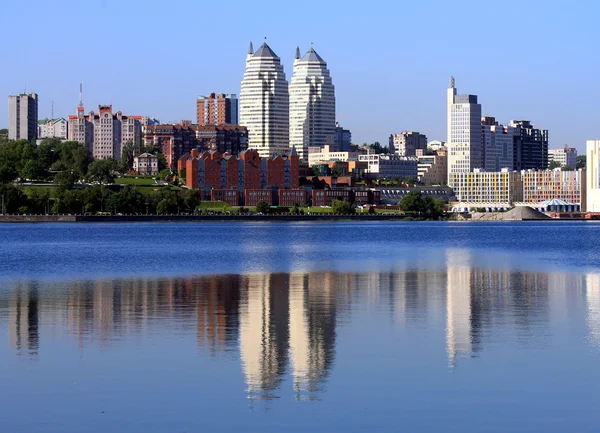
<box><xmin>9</xmin><ymin>282</ymin><xmax>39</xmax><ymax>357</ymax></box>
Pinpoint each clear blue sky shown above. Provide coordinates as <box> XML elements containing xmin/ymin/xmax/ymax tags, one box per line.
<box><xmin>1</xmin><ymin>0</ymin><xmax>598</xmax><ymax>152</ymax></box>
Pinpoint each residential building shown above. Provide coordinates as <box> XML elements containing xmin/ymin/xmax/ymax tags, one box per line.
<box><xmin>144</xmin><ymin>123</ymin><xmax>197</xmax><ymax>169</ymax></box>
<box><xmin>389</xmin><ymin>131</ymin><xmax>427</xmax><ymax>156</ymax></box>
<box><xmin>240</xmin><ymin>42</ymin><xmax>289</xmax><ymax>158</ymax></box>
<box><xmin>68</xmin><ymin>104</ymin><xmax>142</xmax><ymax>160</ymax></box>
<box><xmin>180</xmin><ymin>148</ymin><xmax>300</xmax><ymax>200</ymax></box>
<box><xmin>196</xmin><ymin>93</ymin><xmax>238</xmax><ymax>125</ymax></box>
<box><xmin>133</xmin><ymin>153</ymin><xmax>159</xmax><ymax>175</ymax></box>
<box><xmin>358</xmin><ymin>154</ymin><xmax>418</xmax><ymax>180</ymax></box>
<box><xmin>447</xmin><ymin>77</ymin><xmax>483</xmax><ymax>184</ymax></box>
<box><xmin>37</xmin><ymin>118</ymin><xmax>67</xmax><ymax>140</ymax></box>
<box><xmin>587</xmin><ymin>140</ymin><xmax>600</xmax><ymax>212</ymax></box>
<box><xmin>417</xmin><ymin>148</ymin><xmax>447</xmax><ymax>185</ymax></box>
<box><xmin>520</xmin><ymin>169</ymin><xmax>583</xmax><ymax>208</ymax></box>
<box><xmin>307</xmin><ymin>144</ymin><xmax>360</xmax><ymax>166</ymax></box>
<box><xmin>450</xmin><ymin>169</ymin><xmax>523</xmax><ymax>205</ymax></box>
<box><xmin>548</xmin><ymin>146</ymin><xmax>577</xmax><ymax>168</ymax></box>
<box><xmin>481</xmin><ymin>116</ymin><xmax>514</xmax><ymax>171</ymax></box>
<box><xmin>289</xmin><ymin>46</ymin><xmax>336</xmax><ymax>160</ymax></box>
<box><xmin>335</xmin><ymin>122</ymin><xmax>352</xmax><ymax>151</ymax></box>
<box><xmin>195</xmin><ymin>125</ymin><xmax>248</xmax><ymax>155</ymax></box>
<box><xmin>8</xmin><ymin>93</ymin><xmax>38</xmax><ymax>142</ymax></box>
<box><xmin>510</xmin><ymin>120</ymin><xmax>548</xmax><ymax>170</ymax></box>
<box><xmin>378</xmin><ymin>187</ymin><xmax>453</xmax><ymax>205</ymax></box>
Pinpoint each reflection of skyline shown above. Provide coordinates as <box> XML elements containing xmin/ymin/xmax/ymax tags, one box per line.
<box><xmin>1</xmin><ymin>264</ymin><xmax>598</xmax><ymax>397</ymax></box>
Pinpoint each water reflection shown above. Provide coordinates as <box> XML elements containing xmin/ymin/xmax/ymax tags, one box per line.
<box><xmin>2</xmin><ymin>254</ymin><xmax>600</xmax><ymax>400</ymax></box>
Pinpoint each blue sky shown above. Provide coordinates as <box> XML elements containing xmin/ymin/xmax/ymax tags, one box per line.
<box><xmin>1</xmin><ymin>0</ymin><xmax>598</xmax><ymax>151</ymax></box>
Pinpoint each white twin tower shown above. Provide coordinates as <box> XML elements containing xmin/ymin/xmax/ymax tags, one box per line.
<box><xmin>240</xmin><ymin>41</ymin><xmax>336</xmax><ymax>161</ymax></box>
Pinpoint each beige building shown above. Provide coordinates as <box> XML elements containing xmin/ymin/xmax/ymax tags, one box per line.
<box><xmin>133</xmin><ymin>153</ymin><xmax>159</xmax><ymax>175</ymax></box>
<box><xmin>587</xmin><ymin>140</ymin><xmax>600</xmax><ymax>212</ymax></box>
<box><xmin>307</xmin><ymin>144</ymin><xmax>360</xmax><ymax>166</ymax></box>
<box><xmin>8</xmin><ymin>93</ymin><xmax>38</xmax><ymax>142</ymax></box>
<box><xmin>389</xmin><ymin>131</ymin><xmax>427</xmax><ymax>156</ymax></box>
<box><xmin>417</xmin><ymin>148</ymin><xmax>447</xmax><ymax>185</ymax></box>
<box><xmin>68</xmin><ymin>104</ymin><xmax>142</xmax><ymax>160</ymax></box>
<box><xmin>548</xmin><ymin>146</ymin><xmax>577</xmax><ymax>168</ymax></box>
<box><xmin>38</xmin><ymin>118</ymin><xmax>67</xmax><ymax>140</ymax></box>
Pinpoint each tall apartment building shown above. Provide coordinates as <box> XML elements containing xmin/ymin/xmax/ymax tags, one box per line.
<box><xmin>510</xmin><ymin>120</ymin><xmax>548</xmax><ymax>170</ymax></box>
<box><xmin>447</xmin><ymin>78</ymin><xmax>482</xmax><ymax>185</ymax></box>
<box><xmin>450</xmin><ymin>168</ymin><xmax>523</xmax><ymax>204</ymax></box>
<box><xmin>389</xmin><ymin>131</ymin><xmax>427</xmax><ymax>156</ymax></box>
<box><xmin>587</xmin><ymin>140</ymin><xmax>600</xmax><ymax>212</ymax></box>
<box><xmin>196</xmin><ymin>93</ymin><xmax>238</xmax><ymax>125</ymax></box>
<box><xmin>37</xmin><ymin>118</ymin><xmax>67</xmax><ymax>140</ymax></box>
<box><xmin>240</xmin><ymin>42</ymin><xmax>289</xmax><ymax>158</ymax></box>
<box><xmin>481</xmin><ymin>116</ymin><xmax>514</xmax><ymax>171</ymax></box>
<box><xmin>289</xmin><ymin>46</ymin><xmax>336</xmax><ymax>160</ymax></box>
<box><xmin>8</xmin><ymin>93</ymin><xmax>38</xmax><ymax>142</ymax></box>
<box><xmin>68</xmin><ymin>104</ymin><xmax>142</xmax><ymax>160</ymax></box>
<box><xmin>335</xmin><ymin>122</ymin><xmax>352</xmax><ymax>151</ymax></box>
<box><xmin>548</xmin><ymin>146</ymin><xmax>577</xmax><ymax>168</ymax></box>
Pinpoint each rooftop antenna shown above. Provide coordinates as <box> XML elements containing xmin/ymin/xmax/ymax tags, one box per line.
<box><xmin>450</xmin><ymin>76</ymin><xmax>455</xmax><ymax>88</ymax></box>
<box><xmin>51</xmin><ymin>101</ymin><xmax>54</xmax><ymax>119</ymax></box>
<box><xmin>79</xmin><ymin>83</ymin><xmax>83</xmax><ymax>108</ymax></box>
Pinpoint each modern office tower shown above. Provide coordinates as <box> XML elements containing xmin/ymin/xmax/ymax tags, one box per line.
<box><xmin>481</xmin><ymin>116</ymin><xmax>514</xmax><ymax>171</ymax></box>
<box><xmin>240</xmin><ymin>41</ymin><xmax>289</xmax><ymax>158</ymax></box>
<box><xmin>8</xmin><ymin>93</ymin><xmax>38</xmax><ymax>142</ymax></box>
<box><xmin>68</xmin><ymin>103</ymin><xmax>142</xmax><ymax>160</ymax></box>
<box><xmin>37</xmin><ymin>118</ymin><xmax>68</xmax><ymax>140</ymax></box>
<box><xmin>196</xmin><ymin>93</ymin><xmax>238</xmax><ymax>125</ymax></box>
<box><xmin>335</xmin><ymin>122</ymin><xmax>352</xmax><ymax>151</ymax></box>
<box><xmin>289</xmin><ymin>46</ymin><xmax>336</xmax><ymax>160</ymax></box>
<box><xmin>447</xmin><ymin>77</ymin><xmax>483</xmax><ymax>185</ymax></box>
<box><xmin>389</xmin><ymin>131</ymin><xmax>427</xmax><ymax>156</ymax></box>
<box><xmin>548</xmin><ymin>145</ymin><xmax>577</xmax><ymax>168</ymax></box>
<box><xmin>510</xmin><ymin>120</ymin><xmax>549</xmax><ymax>170</ymax></box>
<box><xmin>586</xmin><ymin>140</ymin><xmax>600</xmax><ymax>212</ymax></box>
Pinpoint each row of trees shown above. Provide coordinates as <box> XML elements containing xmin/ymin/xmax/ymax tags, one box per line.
<box><xmin>0</xmin><ymin>183</ymin><xmax>202</xmax><ymax>215</ymax></box>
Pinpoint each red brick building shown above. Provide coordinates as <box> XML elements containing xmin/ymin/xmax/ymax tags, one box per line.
<box><xmin>245</xmin><ymin>190</ymin><xmax>274</xmax><ymax>206</ymax></box>
<box><xmin>279</xmin><ymin>190</ymin><xmax>307</xmax><ymax>206</ymax></box>
<box><xmin>196</xmin><ymin>93</ymin><xmax>237</xmax><ymax>126</ymax></box>
<box><xmin>211</xmin><ymin>189</ymin><xmax>240</xmax><ymax>206</ymax></box>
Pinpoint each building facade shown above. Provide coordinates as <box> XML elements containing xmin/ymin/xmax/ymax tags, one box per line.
<box><xmin>358</xmin><ymin>154</ymin><xmax>418</xmax><ymax>180</ymax></box>
<box><xmin>481</xmin><ymin>116</ymin><xmax>514</xmax><ymax>172</ymax></box>
<box><xmin>450</xmin><ymin>169</ymin><xmax>523</xmax><ymax>204</ymax></box>
<box><xmin>196</xmin><ymin>93</ymin><xmax>238</xmax><ymax>126</ymax></box>
<box><xmin>389</xmin><ymin>131</ymin><xmax>427</xmax><ymax>156</ymax></box>
<box><xmin>447</xmin><ymin>78</ymin><xmax>483</xmax><ymax>185</ymax></box>
<box><xmin>548</xmin><ymin>146</ymin><xmax>577</xmax><ymax>168</ymax></box>
<box><xmin>520</xmin><ymin>169</ymin><xmax>583</xmax><ymax>206</ymax></box>
<box><xmin>133</xmin><ymin>153</ymin><xmax>159</xmax><ymax>175</ymax></box>
<box><xmin>8</xmin><ymin>93</ymin><xmax>38</xmax><ymax>142</ymax></box>
<box><xmin>68</xmin><ymin>104</ymin><xmax>142</xmax><ymax>160</ymax></box>
<box><xmin>417</xmin><ymin>148</ymin><xmax>447</xmax><ymax>185</ymax></box>
<box><xmin>289</xmin><ymin>47</ymin><xmax>336</xmax><ymax>160</ymax></box>
<box><xmin>335</xmin><ymin>122</ymin><xmax>352</xmax><ymax>151</ymax></box>
<box><xmin>587</xmin><ymin>140</ymin><xmax>600</xmax><ymax>212</ymax></box>
<box><xmin>37</xmin><ymin>118</ymin><xmax>67</xmax><ymax>140</ymax></box>
<box><xmin>195</xmin><ymin>125</ymin><xmax>248</xmax><ymax>156</ymax></box>
<box><xmin>307</xmin><ymin>144</ymin><xmax>360</xmax><ymax>166</ymax></box>
<box><xmin>511</xmin><ymin>120</ymin><xmax>549</xmax><ymax>170</ymax></box>
<box><xmin>240</xmin><ymin>42</ymin><xmax>289</xmax><ymax>158</ymax></box>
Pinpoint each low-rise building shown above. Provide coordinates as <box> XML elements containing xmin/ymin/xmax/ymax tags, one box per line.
<box><xmin>133</xmin><ymin>153</ymin><xmax>159</xmax><ymax>175</ymax></box>
<box><xmin>548</xmin><ymin>146</ymin><xmax>577</xmax><ymax>168</ymax></box>
<box><xmin>417</xmin><ymin>148</ymin><xmax>447</xmax><ymax>185</ymax></box>
<box><xmin>278</xmin><ymin>189</ymin><xmax>307</xmax><ymax>206</ymax></box>
<box><xmin>519</xmin><ymin>168</ymin><xmax>583</xmax><ymax>209</ymax></box>
<box><xmin>245</xmin><ymin>190</ymin><xmax>274</xmax><ymax>206</ymax></box>
<box><xmin>211</xmin><ymin>189</ymin><xmax>240</xmax><ymax>206</ymax></box>
<box><xmin>358</xmin><ymin>154</ymin><xmax>418</xmax><ymax>180</ymax></box>
<box><xmin>307</xmin><ymin>144</ymin><xmax>360</xmax><ymax>166</ymax></box>
<box><xmin>38</xmin><ymin>118</ymin><xmax>68</xmax><ymax>140</ymax></box>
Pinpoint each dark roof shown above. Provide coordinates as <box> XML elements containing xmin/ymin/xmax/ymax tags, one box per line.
<box><xmin>301</xmin><ymin>47</ymin><xmax>325</xmax><ymax>63</ymax></box>
<box><xmin>254</xmin><ymin>42</ymin><xmax>278</xmax><ymax>58</ymax></box>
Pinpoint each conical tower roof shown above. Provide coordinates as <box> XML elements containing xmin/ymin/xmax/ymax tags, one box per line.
<box><xmin>301</xmin><ymin>47</ymin><xmax>325</xmax><ymax>63</ymax></box>
<box><xmin>254</xmin><ymin>42</ymin><xmax>278</xmax><ymax>58</ymax></box>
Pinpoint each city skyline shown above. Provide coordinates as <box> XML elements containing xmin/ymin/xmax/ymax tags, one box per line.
<box><xmin>1</xmin><ymin>1</ymin><xmax>598</xmax><ymax>152</ymax></box>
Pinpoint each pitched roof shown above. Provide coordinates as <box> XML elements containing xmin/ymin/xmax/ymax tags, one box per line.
<box><xmin>301</xmin><ymin>47</ymin><xmax>325</xmax><ymax>63</ymax></box>
<box><xmin>254</xmin><ymin>42</ymin><xmax>278</xmax><ymax>58</ymax></box>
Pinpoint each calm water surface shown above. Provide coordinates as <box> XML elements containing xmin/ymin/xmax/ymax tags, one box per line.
<box><xmin>1</xmin><ymin>222</ymin><xmax>600</xmax><ymax>432</ymax></box>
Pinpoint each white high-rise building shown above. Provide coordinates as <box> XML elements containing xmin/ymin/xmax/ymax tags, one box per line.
<box><xmin>586</xmin><ymin>140</ymin><xmax>600</xmax><ymax>212</ymax></box>
<box><xmin>289</xmin><ymin>46</ymin><xmax>335</xmax><ymax>160</ymax></box>
<box><xmin>240</xmin><ymin>42</ymin><xmax>289</xmax><ymax>158</ymax></box>
<box><xmin>447</xmin><ymin>78</ymin><xmax>483</xmax><ymax>185</ymax></box>
<box><xmin>8</xmin><ymin>93</ymin><xmax>38</xmax><ymax>142</ymax></box>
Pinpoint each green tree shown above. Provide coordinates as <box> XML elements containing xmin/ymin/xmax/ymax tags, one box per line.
<box><xmin>331</xmin><ymin>162</ymin><xmax>345</xmax><ymax>177</ymax></box>
<box><xmin>55</xmin><ymin>170</ymin><xmax>79</xmax><ymax>191</ymax></box>
<box><xmin>156</xmin><ymin>200</ymin><xmax>169</xmax><ymax>215</ymax></box>
<box><xmin>548</xmin><ymin>160</ymin><xmax>562</xmax><ymax>170</ymax></box>
<box><xmin>118</xmin><ymin>141</ymin><xmax>135</xmax><ymax>173</ymax></box>
<box><xmin>87</xmin><ymin>159</ymin><xmax>117</xmax><ymax>184</ymax></box>
<box><xmin>398</xmin><ymin>190</ymin><xmax>445</xmax><ymax>219</ymax></box>
<box><xmin>576</xmin><ymin>155</ymin><xmax>586</xmax><ymax>170</ymax></box>
<box><xmin>331</xmin><ymin>199</ymin><xmax>355</xmax><ymax>215</ymax></box>
<box><xmin>256</xmin><ymin>200</ymin><xmax>269</xmax><ymax>214</ymax></box>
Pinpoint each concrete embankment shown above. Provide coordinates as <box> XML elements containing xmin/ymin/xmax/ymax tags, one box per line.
<box><xmin>0</xmin><ymin>214</ymin><xmax>410</xmax><ymax>223</ymax></box>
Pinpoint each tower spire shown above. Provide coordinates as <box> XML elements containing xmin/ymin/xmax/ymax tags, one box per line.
<box><xmin>248</xmin><ymin>41</ymin><xmax>254</xmax><ymax>55</ymax></box>
<box><xmin>450</xmin><ymin>76</ymin><xmax>455</xmax><ymax>89</ymax></box>
<box><xmin>295</xmin><ymin>46</ymin><xmax>301</xmax><ymax>60</ymax></box>
<box><xmin>79</xmin><ymin>83</ymin><xmax>83</xmax><ymax>107</ymax></box>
